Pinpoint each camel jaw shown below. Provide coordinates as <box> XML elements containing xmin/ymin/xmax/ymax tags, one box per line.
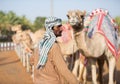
<box><xmin>69</xmin><ymin>22</ymin><xmax>76</xmax><ymax>26</ymax></box>
<box><xmin>68</xmin><ymin>19</ymin><xmax>80</xmax><ymax>26</ymax></box>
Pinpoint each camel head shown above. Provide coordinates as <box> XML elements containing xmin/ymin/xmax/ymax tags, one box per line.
<box><xmin>11</xmin><ymin>24</ymin><xmax>22</xmax><ymax>32</ymax></box>
<box><xmin>21</xmin><ymin>30</ymin><xmax>33</xmax><ymax>48</ymax></box>
<box><xmin>18</xmin><ymin>30</ymin><xmax>33</xmax><ymax>53</ymax></box>
<box><xmin>67</xmin><ymin>10</ymin><xmax>86</xmax><ymax>32</ymax></box>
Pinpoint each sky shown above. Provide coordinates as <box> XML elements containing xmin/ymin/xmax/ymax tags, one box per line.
<box><xmin>0</xmin><ymin>0</ymin><xmax>120</xmax><ymax>22</ymax></box>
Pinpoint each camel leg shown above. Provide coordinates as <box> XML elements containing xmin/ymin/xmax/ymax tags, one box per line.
<box><xmin>72</xmin><ymin>52</ymin><xmax>80</xmax><ymax>77</ymax></box>
<box><xmin>72</xmin><ymin>58</ymin><xmax>79</xmax><ymax>77</ymax></box>
<box><xmin>83</xmin><ymin>66</ymin><xmax>87</xmax><ymax>84</ymax></box>
<box><xmin>78</xmin><ymin>61</ymin><xmax>84</xmax><ymax>82</ymax></box>
<box><xmin>78</xmin><ymin>61</ymin><xmax>87</xmax><ymax>84</ymax></box>
<box><xmin>63</xmin><ymin>55</ymin><xmax>69</xmax><ymax>66</ymax></box>
<box><xmin>22</xmin><ymin>50</ymin><xmax>26</xmax><ymax>67</ymax></box>
<box><xmin>32</xmin><ymin>66</ymin><xmax>34</xmax><ymax>82</ymax></box>
<box><xmin>90</xmin><ymin>59</ymin><xmax>98</xmax><ymax>84</ymax></box>
<box><xmin>97</xmin><ymin>58</ymin><xmax>105</xmax><ymax>84</ymax></box>
<box><xmin>108</xmin><ymin>56</ymin><xmax>116</xmax><ymax>84</ymax></box>
<box><xmin>69</xmin><ymin>55</ymin><xmax>74</xmax><ymax>71</ymax></box>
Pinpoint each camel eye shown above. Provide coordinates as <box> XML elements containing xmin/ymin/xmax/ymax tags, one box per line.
<box><xmin>81</xmin><ymin>15</ymin><xmax>84</xmax><ymax>18</ymax></box>
<box><xmin>67</xmin><ymin>15</ymin><xmax>70</xmax><ymax>19</ymax></box>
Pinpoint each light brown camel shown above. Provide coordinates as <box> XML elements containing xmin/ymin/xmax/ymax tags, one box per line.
<box><xmin>11</xmin><ymin>25</ymin><xmax>35</xmax><ymax>77</ymax></box>
<box><xmin>56</xmin><ymin>24</ymin><xmax>87</xmax><ymax>84</ymax></box>
<box><xmin>11</xmin><ymin>25</ymin><xmax>32</xmax><ymax>53</ymax></box>
<box><xmin>67</xmin><ymin>9</ymin><xmax>118</xmax><ymax>84</ymax></box>
<box><xmin>30</xmin><ymin>29</ymin><xmax>45</xmax><ymax>47</ymax></box>
<box><xmin>11</xmin><ymin>25</ymin><xmax>23</xmax><ymax>44</ymax></box>
<box><xmin>11</xmin><ymin>24</ymin><xmax>22</xmax><ymax>33</ymax></box>
<box><xmin>19</xmin><ymin>30</ymin><xmax>33</xmax><ymax>53</ymax></box>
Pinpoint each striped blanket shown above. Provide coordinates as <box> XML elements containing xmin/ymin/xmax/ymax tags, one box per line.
<box><xmin>85</xmin><ymin>8</ymin><xmax>119</xmax><ymax>59</ymax></box>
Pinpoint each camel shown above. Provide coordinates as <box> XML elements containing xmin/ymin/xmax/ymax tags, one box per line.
<box><xmin>11</xmin><ymin>25</ymin><xmax>32</xmax><ymax>53</ymax></box>
<box><xmin>67</xmin><ymin>9</ymin><xmax>119</xmax><ymax>84</ymax></box>
<box><xmin>11</xmin><ymin>25</ymin><xmax>45</xmax><ymax>57</ymax></box>
<box><xmin>11</xmin><ymin>25</ymin><xmax>36</xmax><ymax>81</ymax></box>
<box><xmin>11</xmin><ymin>25</ymin><xmax>23</xmax><ymax>44</ymax></box>
<box><xmin>56</xmin><ymin>24</ymin><xmax>78</xmax><ymax>62</ymax></box>
<box><xmin>11</xmin><ymin>24</ymin><xmax>22</xmax><ymax>33</ymax></box>
<box><xmin>11</xmin><ymin>25</ymin><xmax>26</xmax><ymax>62</ymax></box>
<box><xmin>30</xmin><ymin>29</ymin><xmax>45</xmax><ymax>48</ymax></box>
<box><xmin>56</xmin><ymin>24</ymin><xmax>87</xmax><ymax>83</ymax></box>
<box><xmin>11</xmin><ymin>25</ymin><xmax>33</xmax><ymax>67</ymax></box>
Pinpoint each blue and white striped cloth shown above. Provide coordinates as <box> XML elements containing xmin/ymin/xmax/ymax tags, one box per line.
<box><xmin>36</xmin><ymin>17</ymin><xmax>62</xmax><ymax>69</ymax></box>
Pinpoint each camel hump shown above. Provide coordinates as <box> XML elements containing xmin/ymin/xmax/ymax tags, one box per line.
<box><xmin>85</xmin><ymin>8</ymin><xmax>118</xmax><ymax>29</ymax></box>
<box><xmin>85</xmin><ymin>8</ymin><xmax>119</xmax><ymax>57</ymax></box>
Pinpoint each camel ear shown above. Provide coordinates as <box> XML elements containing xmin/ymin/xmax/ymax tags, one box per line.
<box><xmin>66</xmin><ymin>14</ymin><xmax>70</xmax><ymax>19</ymax></box>
<box><xmin>67</xmin><ymin>10</ymin><xmax>71</xmax><ymax>19</ymax></box>
<box><xmin>76</xmin><ymin>10</ymin><xmax>82</xmax><ymax>17</ymax></box>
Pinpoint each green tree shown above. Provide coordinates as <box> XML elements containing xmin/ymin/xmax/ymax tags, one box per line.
<box><xmin>18</xmin><ymin>15</ymin><xmax>32</xmax><ymax>30</ymax></box>
<box><xmin>0</xmin><ymin>11</ymin><xmax>5</xmax><ymax>23</ymax></box>
<box><xmin>115</xmin><ymin>16</ymin><xmax>120</xmax><ymax>26</ymax></box>
<box><xmin>0</xmin><ymin>11</ymin><xmax>33</xmax><ymax>41</ymax></box>
<box><xmin>33</xmin><ymin>16</ymin><xmax>46</xmax><ymax>31</ymax></box>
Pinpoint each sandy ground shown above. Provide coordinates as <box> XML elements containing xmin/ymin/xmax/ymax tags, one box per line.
<box><xmin>0</xmin><ymin>51</ymin><xmax>33</xmax><ymax>84</ymax></box>
<box><xmin>0</xmin><ymin>50</ymin><xmax>120</xmax><ymax>84</ymax></box>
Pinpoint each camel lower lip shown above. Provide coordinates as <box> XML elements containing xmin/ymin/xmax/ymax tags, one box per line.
<box><xmin>70</xmin><ymin>22</ymin><xmax>76</xmax><ymax>25</ymax></box>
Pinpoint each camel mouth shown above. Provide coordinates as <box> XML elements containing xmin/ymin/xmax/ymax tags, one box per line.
<box><xmin>69</xmin><ymin>21</ymin><xmax>81</xmax><ymax>27</ymax></box>
<box><xmin>69</xmin><ymin>21</ymin><xmax>78</xmax><ymax>26</ymax></box>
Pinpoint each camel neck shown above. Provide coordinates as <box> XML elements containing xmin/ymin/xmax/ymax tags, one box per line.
<box><xmin>72</xmin><ymin>25</ymin><xmax>84</xmax><ymax>34</ymax></box>
<box><xmin>74</xmin><ymin>31</ymin><xmax>92</xmax><ymax>56</ymax></box>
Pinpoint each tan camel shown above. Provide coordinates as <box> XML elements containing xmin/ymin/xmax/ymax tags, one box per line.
<box><xmin>56</xmin><ymin>24</ymin><xmax>87</xmax><ymax>84</ymax></box>
<box><xmin>11</xmin><ymin>25</ymin><xmax>23</xmax><ymax>44</ymax></box>
<box><xmin>11</xmin><ymin>25</ymin><xmax>33</xmax><ymax>53</ymax></box>
<box><xmin>67</xmin><ymin>10</ymin><xmax>118</xmax><ymax>84</ymax></box>
<box><xmin>11</xmin><ymin>25</ymin><xmax>34</xmax><ymax>76</ymax></box>
<box><xmin>56</xmin><ymin>24</ymin><xmax>78</xmax><ymax>58</ymax></box>
<box><xmin>31</xmin><ymin>29</ymin><xmax>45</xmax><ymax>48</ymax></box>
<box><xmin>11</xmin><ymin>24</ymin><xmax>22</xmax><ymax>33</ymax></box>
<box><xmin>19</xmin><ymin>30</ymin><xmax>33</xmax><ymax>53</ymax></box>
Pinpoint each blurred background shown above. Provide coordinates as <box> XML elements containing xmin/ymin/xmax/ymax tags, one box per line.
<box><xmin>0</xmin><ymin>0</ymin><xmax>120</xmax><ymax>42</ymax></box>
